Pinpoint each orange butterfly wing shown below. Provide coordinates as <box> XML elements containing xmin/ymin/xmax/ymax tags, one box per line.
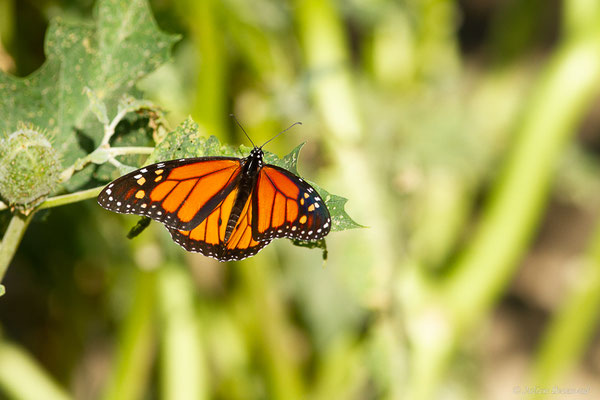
<box><xmin>97</xmin><ymin>157</ymin><xmax>242</xmax><ymax>231</ymax></box>
<box><xmin>168</xmin><ymin>188</ymin><xmax>272</xmax><ymax>261</ymax></box>
<box><xmin>252</xmin><ymin>165</ymin><xmax>331</xmax><ymax>242</ymax></box>
<box><xmin>98</xmin><ymin>154</ymin><xmax>332</xmax><ymax>261</ymax></box>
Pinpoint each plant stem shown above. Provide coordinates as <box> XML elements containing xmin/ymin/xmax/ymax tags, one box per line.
<box><xmin>0</xmin><ymin>340</ymin><xmax>71</xmax><ymax>400</ymax></box>
<box><xmin>0</xmin><ymin>186</ymin><xmax>104</xmax><ymax>285</ymax></box>
<box><xmin>0</xmin><ymin>178</ymin><xmax>111</xmax><ymax>286</ymax></box>
<box><xmin>107</xmin><ymin>146</ymin><xmax>154</xmax><ymax>156</ymax></box>
<box><xmin>158</xmin><ymin>263</ymin><xmax>208</xmax><ymax>400</ymax></box>
<box><xmin>0</xmin><ymin>186</ymin><xmax>105</xmax><ymax>212</ymax></box>
<box><xmin>0</xmin><ymin>212</ymin><xmax>34</xmax><ymax>284</ymax></box>
<box><xmin>294</xmin><ymin>0</ymin><xmax>395</xmax><ymax>308</ymax></box>
<box><xmin>38</xmin><ymin>187</ymin><xmax>104</xmax><ymax>210</ymax></box>
<box><xmin>59</xmin><ymin>146</ymin><xmax>154</xmax><ymax>184</ymax></box>
<box><xmin>444</xmin><ymin>32</ymin><xmax>600</xmax><ymax>333</ymax></box>
<box><xmin>530</xmin><ymin>218</ymin><xmax>600</xmax><ymax>392</ymax></box>
<box><xmin>176</xmin><ymin>0</ymin><xmax>227</xmax><ymax>137</ymax></box>
<box><xmin>238</xmin><ymin>254</ymin><xmax>305</xmax><ymax>400</ymax></box>
<box><xmin>102</xmin><ymin>268</ymin><xmax>157</xmax><ymax>400</ymax></box>
<box><xmin>101</xmin><ymin>107</ymin><xmax>130</xmax><ymax>147</ymax></box>
<box><xmin>408</xmin><ymin>24</ymin><xmax>600</xmax><ymax>400</ymax></box>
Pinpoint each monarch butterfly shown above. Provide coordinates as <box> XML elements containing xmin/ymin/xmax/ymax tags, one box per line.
<box><xmin>97</xmin><ymin>122</ymin><xmax>331</xmax><ymax>261</ymax></box>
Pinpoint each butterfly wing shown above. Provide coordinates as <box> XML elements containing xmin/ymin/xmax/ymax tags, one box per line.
<box><xmin>97</xmin><ymin>157</ymin><xmax>242</xmax><ymax>231</ymax></box>
<box><xmin>168</xmin><ymin>188</ymin><xmax>271</xmax><ymax>261</ymax></box>
<box><xmin>98</xmin><ymin>155</ymin><xmax>331</xmax><ymax>261</ymax></box>
<box><xmin>252</xmin><ymin>164</ymin><xmax>331</xmax><ymax>242</ymax></box>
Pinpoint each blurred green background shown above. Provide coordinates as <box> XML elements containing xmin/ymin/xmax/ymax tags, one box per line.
<box><xmin>2</xmin><ymin>0</ymin><xmax>600</xmax><ymax>399</ymax></box>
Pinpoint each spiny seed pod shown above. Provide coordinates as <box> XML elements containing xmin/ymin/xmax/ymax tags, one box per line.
<box><xmin>0</xmin><ymin>125</ymin><xmax>61</xmax><ymax>213</ymax></box>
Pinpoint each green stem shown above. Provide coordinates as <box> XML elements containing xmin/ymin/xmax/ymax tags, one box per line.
<box><xmin>409</xmin><ymin>23</ymin><xmax>600</xmax><ymax>400</ymax></box>
<box><xmin>0</xmin><ymin>188</ymin><xmax>104</xmax><ymax>286</ymax></box>
<box><xmin>0</xmin><ymin>340</ymin><xmax>71</xmax><ymax>400</ymax></box>
<box><xmin>238</xmin><ymin>257</ymin><xmax>305</xmax><ymax>400</ymax></box>
<box><xmin>0</xmin><ymin>186</ymin><xmax>104</xmax><ymax>212</ymax></box>
<box><xmin>107</xmin><ymin>146</ymin><xmax>154</xmax><ymax>156</ymax></box>
<box><xmin>158</xmin><ymin>263</ymin><xmax>208</xmax><ymax>400</ymax></box>
<box><xmin>38</xmin><ymin>187</ymin><xmax>104</xmax><ymax>210</ymax></box>
<box><xmin>444</xmin><ymin>32</ymin><xmax>600</xmax><ymax>332</ymax></box>
<box><xmin>102</xmin><ymin>268</ymin><xmax>157</xmax><ymax>400</ymax></box>
<box><xmin>530</xmin><ymin>218</ymin><xmax>600</xmax><ymax>393</ymax></box>
<box><xmin>59</xmin><ymin>146</ymin><xmax>154</xmax><ymax>183</ymax></box>
<box><xmin>294</xmin><ymin>0</ymin><xmax>395</xmax><ymax>306</ymax></box>
<box><xmin>101</xmin><ymin>107</ymin><xmax>130</xmax><ymax>147</ymax></box>
<box><xmin>0</xmin><ymin>212</ymin><xmax>33</xmax><ymax>284</ymax></box>
<box><xmin>176</xmin><ymin>0</ymin><xmax>226</xmax><ymax>137</ymax></box>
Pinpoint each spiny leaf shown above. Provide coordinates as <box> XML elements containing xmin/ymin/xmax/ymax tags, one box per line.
<box><xmin>146</xmin><ymin>117</ymin><xmax>362</xmax><ymax>237</ymax></box>
<box><xmin>315</xmin><ymin>190</ymin><xmax>363</xmax><ymax>232</ymax></box>
<box><xmin>145</xmin><ymin>118</ymin><xmax>229</xmax><ymax>163</ymax></box>
<box><xmin>265</xmin><ymin>142</ymin><xmax>303</xmax><ymax>175</ymax></box>
<box><xmin>0</xmin><ymin>0</ymin><xmax>179</xmax><ymax>179</ymax></box>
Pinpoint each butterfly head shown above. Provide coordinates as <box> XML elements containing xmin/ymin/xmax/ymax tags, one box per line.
<box><xmin>245</xmin><ymin>147</ymin><xmax>264</xmax><ymax>175</ymax></box>
<box><xmin>250</xmin><ymin>147</ymin><xmax>264</xmax><ymax>159</ymax></box>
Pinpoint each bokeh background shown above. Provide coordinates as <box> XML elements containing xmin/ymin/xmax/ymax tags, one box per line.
<box><xmin>1</xmin><ymin>0</ymin><xmax>600</xmax><ymax>399</ymax></box>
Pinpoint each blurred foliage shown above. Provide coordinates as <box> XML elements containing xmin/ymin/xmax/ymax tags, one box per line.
<box><xmin>2</xmin><ymin>0</ymin><xmax>600</xmax><ymax>399</ymax></box>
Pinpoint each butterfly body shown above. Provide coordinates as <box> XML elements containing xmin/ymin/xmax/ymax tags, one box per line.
<box><xmin>98</xmin><ymin>146</ymin><xmax>331</xmax><ymax>261</ymax></box>
<box><xmin>223</xmin><ymin>148</ymin><xmax>263</xmax><ymax>243</ymax></box>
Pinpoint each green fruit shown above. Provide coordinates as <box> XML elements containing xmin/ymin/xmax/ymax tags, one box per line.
<box><xmin>0</xmin><ymin>127</ymin><xmax>61</xmax><ymax>212</ymax></box>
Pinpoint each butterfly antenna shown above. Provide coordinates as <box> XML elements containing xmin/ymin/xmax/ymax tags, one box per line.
<box><xmin>260</xmin><ymin>121</ymin><xmax>302</xmax><ymax>149</ymax></box>
<box><xmin>230</xmin><ymin>114</ymin><xmax>257</xmax><ymax>148</ymax></box>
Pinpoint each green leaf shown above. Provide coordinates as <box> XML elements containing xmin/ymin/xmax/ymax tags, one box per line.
<box><xmin>84</xmin><ymin>87</ymin><xmax>109</xmax><ymax>125</ymax></box>
<box><xmin>313</xmin><ymin>187</ymin><xmax>363</xmax><ymax>232</ymax></box>
<box><xmin>145</xmin><ymin>118</ymin><xmax>235</xmax><ymax>163</ymax></box>
<box><xmin>0</xmin><ymin>0</ymin><xmax>179</xmax><ymax>171</ymax></box>
<box><xmin>146</xmin><ymin>117</ymin><xmax>362</xmax><ymax>238</ymax></box>
<box><xmin>117</xmin><ymin>95</ymin><xmax>161</xmax><ymax>117</ymax></box>
<box><xmin>265</xmin><ymin>142</ymin><xmax>304</xmax><ymax>176</ymax></box>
